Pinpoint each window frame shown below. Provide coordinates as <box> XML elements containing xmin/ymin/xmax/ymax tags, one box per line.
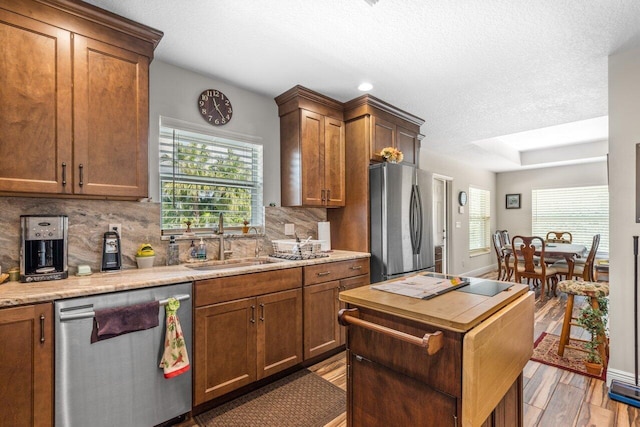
<box><xmin>531</xmin><ymin>185</ymin><xmax>609</xmax><ymax>253</ymax></box>
<box><xmin>158</xmin><ymin>116</ymin><xmax>264</xmax><ymax>233</ymax></box>
<box><xmin>468</xmin><ymin>186</ymin><xmax>492</xmax><ymax>256</ymax></box>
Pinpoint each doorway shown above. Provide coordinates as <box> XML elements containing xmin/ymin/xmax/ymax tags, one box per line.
<box><xmin>433</xmin><ymin>175</ymin><xmax>451</xmax><ymax>274</ymax></box>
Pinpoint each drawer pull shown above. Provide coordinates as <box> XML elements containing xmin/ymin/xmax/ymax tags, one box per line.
<box><xmin>350</xmin><ymin>265</ymin><xmax>363</xmax><ymax>270</ymax></box>
<box><xmin>40</xmin><ymin>314</ymin><xmax>45</xmax><ymax>343</ymax></box>
<box><xmin>316</xmin><ymin>271</ymin><xmax>331</xmax><ymax>277</ymax></box>
<box><xmin>338</xmin><ymin>308</ymin><xmax>444</xmax><ymax>356</ymax></box>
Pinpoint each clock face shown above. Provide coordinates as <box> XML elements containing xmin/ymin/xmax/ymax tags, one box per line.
<box><xmin>458</xmin><ymin>191</ymin><xmax>468</xmax><ymax>206</ymax></box>
<box><xmin>198</xmin><ymin>89</ymin><xmax>233</xmax><ymax>125</ymax></box>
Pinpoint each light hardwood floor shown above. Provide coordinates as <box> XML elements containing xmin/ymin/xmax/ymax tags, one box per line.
<box><xmin>309</xmin><ymin>272</ymin><xmax>640</xmax><ymax>427</ymax></box>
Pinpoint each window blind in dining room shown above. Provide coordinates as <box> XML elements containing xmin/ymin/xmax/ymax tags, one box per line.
<box><xmin>469</xmin><ymin>186</ymin><xmax>491</xmax><ymax>255</ymax></box>
<box><xmin>532</xmin><ymin>185</ymin><xmax>609</xmax><ymax>253</ymax></box>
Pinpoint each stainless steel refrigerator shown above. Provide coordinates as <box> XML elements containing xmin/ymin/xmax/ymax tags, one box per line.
<box><xmin>370</xmin><ymin>162</ymin><xmax>434</xmax><ymax>283</ymax></box>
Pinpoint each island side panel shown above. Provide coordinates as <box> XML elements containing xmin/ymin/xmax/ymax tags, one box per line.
<box><xmin>462</xmin><ymin>291</ymin><xmax>534</xmax><ymax>427</ymax></box>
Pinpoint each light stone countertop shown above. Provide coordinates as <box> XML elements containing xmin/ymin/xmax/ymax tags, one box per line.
<box><xmin>0</xmin><ymin>250</ymin><xmax>370</xmax><ymax>307</ymax></box>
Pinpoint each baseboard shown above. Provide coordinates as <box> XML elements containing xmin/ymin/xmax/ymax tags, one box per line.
<box><xmin>462</xmin><ymin>264</ymin><xmax>497</xmax><ymax>278</ymax></box>
<box><xmin>606</xmin><ymin>367</ymin><xmax>638</xmax><ymax>387</ymax></box>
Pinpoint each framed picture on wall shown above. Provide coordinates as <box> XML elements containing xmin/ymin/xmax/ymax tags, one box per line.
<box><xmin>506</xmin><ymin>193</ymin><xmax>521</xmax><ymax>209</ymax></box>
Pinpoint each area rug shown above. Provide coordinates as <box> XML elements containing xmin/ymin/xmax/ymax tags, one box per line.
<box><xmin>531</xmin><ymin>332</ymin><xmax>606</xmax><ymax>380</ymax></box>
<box><xmin>195</xmin><ymin>369</ymin><xmax>346</xmax><ymax>427</ymax></box>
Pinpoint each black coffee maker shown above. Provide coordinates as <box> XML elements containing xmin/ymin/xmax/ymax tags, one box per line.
<box><xmin>20</xmin><ymin>215</ymin><xmax>69</xmax><ymax>282</ymax></box>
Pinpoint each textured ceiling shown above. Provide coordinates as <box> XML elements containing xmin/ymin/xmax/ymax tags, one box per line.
<box><xmin>85</xmin><ymin>0</ymin><xmax>640</xmax><ymax>171</ymax></box>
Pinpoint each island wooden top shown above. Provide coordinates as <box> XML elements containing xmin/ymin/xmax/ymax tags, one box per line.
<box><xmin>339</xmin><ymin>273</ymin><xmax>529</xmax><ymax>333</ymax></box>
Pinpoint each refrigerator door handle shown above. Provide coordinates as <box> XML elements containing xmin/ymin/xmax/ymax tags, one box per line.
<box><xmin>413</xmin><ymin>184</ymin><xmax>423</xmax><ymax>254</ymax></box>
<box><xmin>410</xmin><ymin>185</ymin><xmax>423</xmax><ymax>255</ymax></box>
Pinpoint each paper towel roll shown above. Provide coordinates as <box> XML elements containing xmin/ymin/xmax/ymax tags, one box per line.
<box><xmin>318</xmin><ymin>222</ymin><xmax>331</xmax><ymax>251</ymax></box>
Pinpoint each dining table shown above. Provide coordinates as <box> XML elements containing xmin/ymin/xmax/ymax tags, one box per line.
<box><xmin>504</xmin><ymin>242</ymin><xmax>587</xmax><ymax>295</ymax></box>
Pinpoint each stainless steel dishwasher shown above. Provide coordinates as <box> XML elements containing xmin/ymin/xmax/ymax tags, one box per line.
<box><xmin>55</xmin><ymin>282</ymin><xmax>192</xmax><ymax>427</ymax></box>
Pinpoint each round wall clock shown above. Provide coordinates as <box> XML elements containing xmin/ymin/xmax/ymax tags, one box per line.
<box><xmin>198</xmin><ymin>89</ymin><xmax>233</xmax><ymax>125</ymax></box>
<box><xmin>458</xmin><ymin>191</ymin><xmax>468</xmax><ymax>206</ymax></box>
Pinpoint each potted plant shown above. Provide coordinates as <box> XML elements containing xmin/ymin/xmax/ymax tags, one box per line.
<box><xmin>576</xmin><ymin>296</ymin><xmax>608</xmax><ymax>375</ymax></box>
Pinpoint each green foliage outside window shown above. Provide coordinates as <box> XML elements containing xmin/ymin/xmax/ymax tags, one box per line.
<box><xmin>160</xmin><ymin>125</ymin><xmax>262</xmax><ymax>231</ymax></box>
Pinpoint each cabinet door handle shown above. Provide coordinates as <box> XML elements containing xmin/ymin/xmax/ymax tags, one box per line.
<box><xmin>326</xmin><ymin>189</ymin><xmax>330</xmax><ymax>203</ymax></box>
<box><xmin>321</xmin><ymin>189</ymin><xmax>325</xmax><ymax>203</ymax></box>
<box><xmin>61</xmin><ymin>162</ymin><xmax>67</xmax><ymax>187</ymax></box>
<box><xmin>40</xmin><ymin>314</ymin><xmax>45</xmax><ymax>343</ymax></box>
<box><xmin>250</xmin><ymin>305</ymin><xmax>256</xmax><ymax>323</ymax></box>
<box><xmin>338</xmin><ymin>308</ymin><xmax>444</xmax><ymax>356</ymax></box>
<box><xmin>78</xmin><ymin>164</ymin><xmax>84</xmax><ymax>187</ymax></box>
<box><xmin>316</xmin><ymin>271</ymin><xmax>331</xmax><ymax>277</ymax></box>
<box><xmin>259</xmin><ymin>303</ymin><xmax>265</xmax><ymax>322</ymax></box>
<box><xmin>350</xmin><ymin>265</ymin><xmax>363</xmax><ymax>270</ymax></box>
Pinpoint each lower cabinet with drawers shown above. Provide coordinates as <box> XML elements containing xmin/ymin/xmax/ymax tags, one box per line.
<box><xmin>303</xmin><ymin>258</ymin><xmax>370</xmax><ymax>360</ymax></box>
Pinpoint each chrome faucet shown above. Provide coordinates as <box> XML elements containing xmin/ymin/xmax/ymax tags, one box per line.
<box><xmin>249</xmin><ymin>227</ymin><xmax>261</xmax><ymax>257</ymax></box>
<box><xmin>218</xmin><ymin>212</ymin><xmax>224</xmax><ymax>235</ymax></box>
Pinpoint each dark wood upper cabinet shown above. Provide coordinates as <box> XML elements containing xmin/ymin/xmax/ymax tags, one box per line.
<box><xmin>328</xmin><ymin>94</ymin><xmax>425</xmax><ymax>252</ymax></box>
<box><xmin>276</xmin><ymin>86</ymin><xmax>346</xmax><ymax>208</ymax></box>
<box><xmin>0</xmin><ymin>0</ymin><xmax>162</xmax><ymax>199</ymax></box>
<box><xmin>344</xmin><ymin>94</ymin><xmax>424</xmax><ymax>167</ymax></box>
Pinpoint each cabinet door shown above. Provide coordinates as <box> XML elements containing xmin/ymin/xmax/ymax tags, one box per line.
<box><xmin>371</xmin><ymin>116</ymin><xmax>395</xmax><ymax>160</ymax></box>
<box><xmin>300</xmin><ymin>109</ymin><xmax>325</xmax><ymax>206</ymax></box>
<box><xmin>349</xmin><ymin>352</ymin><xmax>457</xmax><ymax>427</ymax></box>
<box><xmin>324</xmin><ymin>117</ymin><xmax>346</xmax><ymax>207</ymax></box>
<box><xmin>0</xmin><ymin>10</ymin><xmax>72</xmax><ymax>194</ymax></box>
<box><xmin>338</xmin><ymin>274</ymin><xmax>370</xmax><ymax>345</ymax></box>
<box><xmin>0</xmin><ymin>303</ymin><xmax>53</xmax><ymax>427</ymax></box>
<box><xmin>194</xmin><ymin>298</ymin><xmax>257</xmax><ymax>405</ymax></box>
<box><xmin>397</xmin><ymin>125</ymin><xmax>419</xmax><ymax>166</ymax></box>
<box><xmin>73</xmin><ymin>35</ymin><xmax>149</xmax><ymax>198</ymax></box>
<box><xmin>304</xmin><ymin>280</ymin><xmax>341</xmax><ymax>359</ymax></box>
<box><xmin>257</xmin><ymin>288</ymin><xmax>303</xmax><ymax>379</ymax></box>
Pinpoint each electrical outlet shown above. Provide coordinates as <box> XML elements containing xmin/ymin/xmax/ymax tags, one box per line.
<box><xmin>284</xmin><ymin>223</ymin><xmax>295</xmax><ymax>235</ymax></box>
<box><xmin>109</xmin><ymin>223</ymin><xmax>122</xmax><ymax>238</ymax></box>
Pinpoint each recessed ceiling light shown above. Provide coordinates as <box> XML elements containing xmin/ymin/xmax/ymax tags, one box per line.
<box><xmin>358</xmin><ymin>82</ymin><xmax>373</xmax><ymax>91</ymax></box>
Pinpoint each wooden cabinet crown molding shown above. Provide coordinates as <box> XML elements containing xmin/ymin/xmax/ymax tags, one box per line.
<box><xmin>344</xmin><ymin>93</ymin><xmax>425</xmax><ymax>132</ymax></box>
<box><xmin>3</xmin><ymin>0</ymin><xmax>163</xmax><ymax>58</ymax></box>
<box><xmin>275</xmin><ymin>85</ymin><xmax>344</xmax><ymax>120</ymax></box>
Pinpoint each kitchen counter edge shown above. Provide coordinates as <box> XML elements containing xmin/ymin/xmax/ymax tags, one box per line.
<box><xmin>0</xmin><ymin>251</ymin><xmax>370</xmax><ymax>307</ymax></box>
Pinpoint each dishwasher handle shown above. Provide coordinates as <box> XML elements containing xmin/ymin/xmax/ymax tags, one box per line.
<box><xmin>59</xmin><ymin>294</ymin><xmax>191</xmax><ymax>321</ymax></box>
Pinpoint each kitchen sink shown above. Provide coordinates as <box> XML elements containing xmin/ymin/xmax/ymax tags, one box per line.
<box><xmin>184</xmin><ymin>257</ymin><xmax>283</xmax><ymax>271</ymax></box>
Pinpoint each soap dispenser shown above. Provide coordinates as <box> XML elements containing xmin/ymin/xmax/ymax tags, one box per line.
<box><xmin>189</xmin><ymin>240</ymin><xmax>197</xmax><ymax>261</ymax></box>
<box><xmin>197</xmin><ymin>237</ymin><xmax>207</xmax><ymax>260</ymax></box>
<box><xmin>167</xmin><ymin>235</ymin><xmax>180</xmax><ymax>266</ymax></box>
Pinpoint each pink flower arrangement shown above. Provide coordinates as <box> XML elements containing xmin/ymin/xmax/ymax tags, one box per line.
<box><xmin>380</xmin><ymin>146</ymin><xmax>403</xmax><ymax>163</ymax></box>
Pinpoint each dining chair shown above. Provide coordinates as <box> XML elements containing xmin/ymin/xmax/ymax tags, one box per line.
<box><xmin>498</xmin><ymin>230</ymin><xmax>510</xmax><ymax>248</ymax></box>
<box><xmin>545</xmin><ymin>231</ymin><xmax>573</xmax><ymax>244</ymax></box>
<box><xmin>512</xmin><ymin>235</ymin><xmax>559</xmax><ymax>301</ymax></box>
<box><xmin>552</xmin><ymin>234</ymin><xmax>600</xmax><ymax>281</ymax></box>
<box><xmin>492</xmin><ymin>232</ymin><xmax>513</xmax><ymax>281</ymax></box>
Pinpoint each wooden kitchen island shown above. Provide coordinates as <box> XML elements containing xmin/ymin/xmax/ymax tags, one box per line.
<box><xmin>338</xmin><ymin>273</ymin><xmax>534</xmax><ymax>427</ymax></box>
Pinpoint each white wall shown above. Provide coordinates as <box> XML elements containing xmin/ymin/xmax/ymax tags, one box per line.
<box><xmin>421</xmin><ymin>151</ymin><xmax>497</xmax><ymax>276</ymax></box>
<box><xmin>148</xmin><ymin>60</ymin><xmax>281</xmax><ymax>206</ymax></box>
<box><xmin>607</xmin><ymin>46</ymin><xmax>640</xmax><ymax>385</ymax></box>
<box><xmin>496</xmin><ymin>161</ymin><xmax>608</xmax><ymax>238</ymax></box>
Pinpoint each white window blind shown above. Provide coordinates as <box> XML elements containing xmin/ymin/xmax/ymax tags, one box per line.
<box><xmin>159</xmin><ymin>119</ymin><xmax>263</xmax><ymax>231</ymax></box>
<box><xmin>469</xmin><ymin>187</ymin><xmax>491</xmax><ymax>255</ymax></box>
<box><xmin>532</xmin><ymin>186</ymin><xmax>609</xmax><ymax>253</ymax></box>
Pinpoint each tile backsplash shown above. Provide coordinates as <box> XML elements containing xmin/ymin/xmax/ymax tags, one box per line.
<box><xmin>0</xmin><ymin>197</ymin><xmax>326</xmax><ymax>274</ymax></box>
